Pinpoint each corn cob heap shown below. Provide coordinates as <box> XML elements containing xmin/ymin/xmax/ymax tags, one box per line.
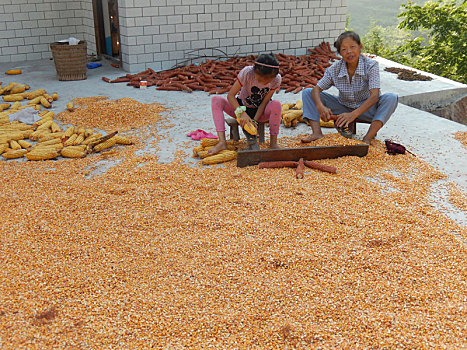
<box><xmin>281</xmin><ymin>100</ymin><xmax>334</xmax><ymax>128</ymax></box>
<box><xmin>0</xmin><ymin>83</ymin><xmax>134</xmax><ymax>161</ymax></box>
<box><xmin>192</xmin><ymin>138</ymin><xmax>238</xmax><ymax>165</ymax></box>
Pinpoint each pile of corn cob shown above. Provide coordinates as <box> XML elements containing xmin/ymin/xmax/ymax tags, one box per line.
<box><xmin>281</xmin><ymin>100</ymin><xmax>334</xmax><ymax>128</ymax></box>
<box><xmin>192</xmin><ymin>138</ymin><xmax>237</xmax><ymax>165</ymax></box>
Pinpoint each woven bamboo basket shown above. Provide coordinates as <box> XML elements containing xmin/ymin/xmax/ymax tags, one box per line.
<box><xmin>50</xmin><ymin>41</ymin><xmax>87</xmax><ymax>81</ymax></box>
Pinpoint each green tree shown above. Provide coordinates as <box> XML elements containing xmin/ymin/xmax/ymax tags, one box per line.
<box><xmin>391</xmin><ymin>0</ymin><xmax>466</xmax><ymax>83</ymax></box>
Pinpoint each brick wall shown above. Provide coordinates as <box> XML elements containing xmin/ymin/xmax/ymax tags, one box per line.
<box><xmin>0</xmin><ymin>0</ymin><xmax>95</xmax><ymax>64</ymax></box>
<box><xmin>0</xmin><ymin>0</ymin><xmax>346</xmax><ymax>73</ymax></box>
<box><xmin>119</xmin><ymin>0</ymin><xmax>347</xmax><ymax>72</ymax></box>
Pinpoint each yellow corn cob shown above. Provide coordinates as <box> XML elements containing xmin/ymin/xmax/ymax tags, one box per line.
<box><xmin>93</xmin><ymin>136</ymin><xmax>117</xmax><ymax>152</ymax></box>
<box><xmin>38</xmin><ymin>110</ymin><xmax>49</xmax><ymax>117</ymax></box>
<box><xmin>82</xmin><ymin>133</ymin><xmax>102</xmax><ymax>145</ymax></box>
<box><xmin>2</xmin><ymin>149</ymin><xmax>27</xmax><ymax>159</ymax></box>
<box><xmin>114</xmin><ymin>135</ymin><xmax>133</xmax><ymax>145</ymax></box>
<box><xmin>320</xmin><ymin>119</ymin><xmax>334</xmax><ymax>128</ymax></box>
<box><xmin>25</xmin><ymin>89</ymin><xmax>46</xmax><ymax>100</ymax></box>
<box><xmin>9</xmin><ymin>140</ymin><xmax>21</xmax><ymax>150</ymax></box>
<box><xmin>77</xmin><ymin>126</ymin><xmax>85</xmax><ymax>135</ymax></box>
<box><xmin>32</xmin><ymin>104</ymin><xmax>41</xmax><ymax>111</ymax></box>
<box><xmin>50</xmin><ymin>121</ymin><xmax>61</xmax><ymax>133</ymax></box>
<box><xmin>38</xmin><ymin>132</ymin><xmax>64</xmax><ymax>142</ymax></box>
<box><xmin>37</xmin><ymin>138</ymin><xmax>62</xmax><ymax>146</ymax></box>
<box><xmin>17</xmin><ymin>139</ymin><xmax>32</xmax><ymax>149</ymax></box>
<box><xmin>29</xmin><ymin>130</ymin><xmax>51</xmax><ymax>141</ymax></box>
<box><xmin>237</xmin><ymin>117</ymin><xmax>257</xmax><ymax>136</ymax></box>
<box><xmin>0</xmin><ymin>103</ymin><xmax>10</xmax><ymax>111</ymax></box>
<box><xmin>202</xmin><ymin>150</ymin><xmax>237</xmax><ymax>165</ymax></box>
<box><xmin>63</xmin><ymin>126</ymin><xmax>75</xmax><ymax>138</ymax></box>
<box><xmin>33</xmin><ymin>116</ymin><xmax>53</xmax><ymax>127</ymax></box>
<box><xmin>73</xmin><ymin>134</ymin><xmax>85</xmax><ymax>145</ymax></box>
<box><xmin>64</xmin><ymin>133</ymin><xmax>78</xmax><ymax>146</ymax></box>
<box><xmin>27</xmin><ymin>96</ymin><xmax>43</xmax><ymax>105</ymax></box>
<box><xmin>283</xmin><ymin>110</ymin><xmax>303</xmax><ymax>124</ymax></box>
<box><xmin>61</xmin><ymin>146</ymin><xmax>86</xmax><ymax>158</ymax></box>
<box><xmin>26</xmin><ymin>149</ymin><xmax>59</xmax><ymax>161</ymax></box>
<box><xmin>0</xmin><ymin>143</ymin><xmax>8</xmax><ymax>154</ymax></box>
<box><xmin>32</xmin><ymin>143</ymin><xmax>63</xmax><ymax>152</ymax></box>
<box><xmin>294</xmin><ymin>100</ymin><xmax>303</xmax><ymax>109</ymax></box>
<box><xmin>10</xmin><ymin>101</ymin><xmax>21</xmax><ymax>110</ymax></box>
<box><xmin>3</xmin><ymin>94</ymin><xmax>24</xmax><ymax>102</ymax></box>
<box><xmin>52</xmin><ymin>93</ymin><xmax>58</xmax><ymax>101</ymax></box>
<box><xmin>0</xmin><ymin>123</ymin><xmax>32</xmax><ymax>132</ymax></box>
<box><xmin>37</xmin><ymin>119</ymin><xmax>53</xmax><ymax>132</ymax></box>
<box><xmin>66</xmin><ymin>103</ymin><xmax>74</xmax><ymax>111</ymax></box>
<box><xmin>197</xmin><ymin>150</ymin><xmax>210</xmax><ymax>159</ymax></box>
<box><xmin>84</xmin><ymin>128</ymin><xmax>93</xmax><ymax>137</ymax></box>
<box><xmin>41</xmin><ymin>111</ymin><xmax>55</xmax><ymax>120</ymax></box>
<box><xmin>43</xmin><ymin>93</ymin><xmax>53</xmax><ymax>103</ymax></box>
<box><xmin>193</xmin><ymin>145</ymin><xmax>204</xmax><ymax>157</ymax></box>
<box><xmin>40</xmin><ymin>97</ymin><xmax>51</xmax><ymax>108</ymax></box>
<box><xmin>0</xmin><ymin>131</ymin><xmax>24</xmax><ymax>143</ymax></box>
<box><xmin>200</xmin><ymin>138</ymin><xmax>219</xmax><ymax>147</ymax></box>
<box><xmin>10</xmin><ymin>85</ymin><xmax>27</xmax><ymax>95</ymax></box>
<box><xmin>63</xmin><ymin>144</ymin><xmax>86</xmax><ymax>151</ymax></box>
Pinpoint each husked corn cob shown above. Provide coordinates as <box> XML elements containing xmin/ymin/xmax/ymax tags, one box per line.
<box><xmin>0</xmin><ymin>115</ymin><xmax>9</xmax><ymax>124</ymax></box>
<box><xmin>193</xmin><ymin>145</ymin><xmax>204</xmax><ymax>157</ymax></box>
<box><xmin>32</xmin><ymin>143</ymin><xmax>63</xmax><ymax>151</ymax></box>
<box><xmin>26</xmin><ymin>149</ymin><xmax>59</xmax><ymax>161</ymax></box>
<box><xmin>10</xmin><ymin>101</ymin><xmax>21</xmax><ymax>110</ymax></box>
<box><xmin>40</xmin><ymin>97</ymin><xmax>51</xmax><ymax>108</ymax></box>
<box><xmin>73</xmin><ymin>134</ymin><xmax>85</xmax><ymax>145</ymax></box>
<box><xmin>27</xmin><ymin>96</ymin><xmax>42</xmax><ymax>105</ymax></box>
<box><xmin>320</xmin><ymin>119</ymin><xmax>334</xmax><ymax>128</ymax></box>
<box><xmin>37</xmin><ymin>138</ymin><xmax>61</xmax><ymax>146</ymax></box>
<box><xmin>10</xmin><ymin>85</ymin><xmax>27</xmax><ymax>95</ymax></box>
<box><xmin>201</xmin><ymin>138</ymin><xmax>219</xmax><ymax>147</ymax></box>
<box><xmin>38</xmin><ymin>110</ymin><xmax>49</xmax><ymax>117</ymax></box>
<box><xmin>63</xmin><ymin>126</ymin><xmax>75</xmax><ymax>138</ymax></box>
<box><xmin>82</xmin><ymin>133</ymin><xmax>102</xmax><ymax>145</ymax></box>
<box><xmin>66</xmin><ymin>103</ymin><xmax>74</xmax><ymax>111</ymax></box>
<box><xmin>61</xmin><ymin>146</ymin><xmax>86</xmax><ymax>158</ymax></box>
<box><xmin>52</xmin><ymin>93</ymin><xmax>58</xmax><ymax>101</ymax></box>
<box><xmin>202</xmin><ymin>150</ymin><xmax>237</xmax><ymax>165</ymax></box>
<box><xmin>29</xmin><ymin>130</ymin><xmax>51</xmax><ymax>141</ymax></box>
<box><xmin>41</xmin><ymin>111</ymin><xmax>55</xmax><ymax>120</ymax></box>
<box><xmin>37</xmin><ymin>119</ymin><xmax>53</xmax><ymax>132</ymax></box>
<box><xmin>9</xmin><ymin>140</ymin><xmax>21</xmax><ymax>150</ymax></box>
<box><xmin>64</xmin><ymin>133</ymin><xmax>78</xmax><ymax>146</ymax></box>
<box><xmin>3</xmin><ymin>94</ymin><xmax>24</xmax><ymax>102</ymax></box>
<box><xmin>0</xmin><ymin>143</ymin><xmax>8</xmax><ymax>154</ymax></box>
<box><xmin>84</xmin><ymin>129</ymin><xmax>93</xmax><ymax>137</ymax></box>
<box><xmin>50</xmin><ymin>122</ymin><xmax>61</xmax><ymax>133</ymax></box>
<box><xmin>93</xmin><ymin>136</ymin><xmax>117</xmax><ymax>152</ymax></box>
<box><xmin>237</xmin><ymin>117</ymin><xmax>257</xmax><ymax>136</ymax></box>
<box><xmin>43</xmin><ymin>93</ymin><xmax>53</xmax><ymax>103</ymax></box>
<box><xmin>294</xmin><ymin>100</ymin><xmax>303</xmax><ymax>109</ymax></box>
<box><xmin>38</xmin><ymin>132</ymin><xmax>65</xmax><ymax>142</ymax></box>
<box><xmin>0</xmin><ymin>131</ymin><xmax>25</xmax><ymax>143</ymax></box>
<box><xmin>283</xmin><ymin>110</ymin><xmax>303</xmax><ymax>124</ymax></box>
<box><xmin>0</xmin><ymin>103</ymin><xmax>10</xmax><ymax>112</ymax></box>
<box><xmin>77</xmin><ymin>127</ymin><xmax>85</xmax><ymax>135</ymax></box>
<box><xmin>114</xmin><ymin>135</ymin><xmax>132</xmax><ymax>145</ymax></box>
<box><xmin>2</xmin><ymin>149</ymin><xmax>27</xmax><ymax>159</ymax></box>
<box><xmin>25</xmin><ymin>89</ymin><xmax>46</xmax><ymax>100</ymax></box>
<box><xmin>33</xmin><ymin>116</ymin><xmax>53</xmax><ymax>127</ymax></box>
<box><xmin>17</xmin><ymin>139</ymin><xmax>32</xmax><ymax>149</ymax></box>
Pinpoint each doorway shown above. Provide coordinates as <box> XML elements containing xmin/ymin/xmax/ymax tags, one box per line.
<box><xmin>92</xmin><ymin>0</ymin><xmax>121</xmax><ymax>62</ymax></box>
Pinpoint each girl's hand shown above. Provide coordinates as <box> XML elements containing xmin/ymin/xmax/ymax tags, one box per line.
<box><xmin>335</xmin><ymin>113</ymin><xmax>356</xmax><ymax>127</ymax></box>
<box><xmin>238</xmin><ymin>112</ymin><xmax>253</xmax><ymax>128</ymax></box>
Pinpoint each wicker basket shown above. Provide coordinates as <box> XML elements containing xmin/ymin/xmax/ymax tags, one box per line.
<box><xmin>50</xmin><ymin>41</ymin><xmax>87</xmax><ymax>81</ymax></box>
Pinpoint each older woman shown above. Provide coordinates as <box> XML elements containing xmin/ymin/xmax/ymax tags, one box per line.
<box><xmin>301</xmin><ymin>31</ymin><xmax>398</xmax><ymax>144</ymax></box>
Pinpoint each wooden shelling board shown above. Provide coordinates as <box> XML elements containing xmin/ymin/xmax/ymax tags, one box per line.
<box><xmin>236</xmin><ymin>144</ymin><xmax>369</xmax><ymax>167</ymax></box>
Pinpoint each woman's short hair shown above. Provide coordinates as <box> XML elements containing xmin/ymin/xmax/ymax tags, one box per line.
<box><xmin>334</xmin><ymin>31</ymin><xmax>361</xmax><ymax>52</ymax></box>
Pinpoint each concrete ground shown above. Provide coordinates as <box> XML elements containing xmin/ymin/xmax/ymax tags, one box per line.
<box><xmin>1</xmin><ymin>55</ymin><xmax>466</xmax><ymax>225</ymax></box>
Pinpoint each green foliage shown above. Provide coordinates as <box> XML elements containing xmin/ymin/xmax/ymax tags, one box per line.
<box><xmin>391</xmin><ymin>0</ymin><xmax>467</xmax><ymax>83</ymax></box>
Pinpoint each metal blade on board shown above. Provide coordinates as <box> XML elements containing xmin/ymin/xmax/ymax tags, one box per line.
<box><xmin>236</xmin><ymin>144</ymin><xmax>369</xmax><ymax>167</ymax></box>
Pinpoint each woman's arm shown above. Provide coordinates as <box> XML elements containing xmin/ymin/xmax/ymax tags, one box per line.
<box><xmin>254</xmin><ymin>89</ymin><xmax>275</xmax><ymax>122</ymax></box>
<box><xmin>335</xmin><ymin>88</ymin><xmax>380</xmax><ymax>127</ymax></box>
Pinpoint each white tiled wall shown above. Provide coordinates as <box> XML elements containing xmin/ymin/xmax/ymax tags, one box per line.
<box><xmin>0</xmin><ymin>0</ymin><xmax>346</xmax><ymax>73</ymax></box>
<box><xmin>118</xmin><ymin>0</ymin><xmax>346</xmax><ymax>72</ymax></box>
<box><xmin>0</xmin><ymin>0</ymin><xmax>96</xmax><ymax>64</ymax></box>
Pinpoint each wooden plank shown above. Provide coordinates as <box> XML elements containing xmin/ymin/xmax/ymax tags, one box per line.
<box><xmin>236</xmin><ymin>144</ymin><xmax>369</xmax><ymax>167</ymax></box>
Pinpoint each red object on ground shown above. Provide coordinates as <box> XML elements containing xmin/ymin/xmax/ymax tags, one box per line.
<box><xmin>187</xmin><ymin>129</ymin><xmax>218</xmax><ymax>140</ymax></box>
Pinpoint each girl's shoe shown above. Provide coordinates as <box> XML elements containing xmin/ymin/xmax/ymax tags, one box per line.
<box><xmin>335</xmin><ymin>126</ymin><xmax>353</xmax><ymax>139</ymax></box>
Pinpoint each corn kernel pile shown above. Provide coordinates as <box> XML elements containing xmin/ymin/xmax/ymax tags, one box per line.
<box><xmin>454</xmin><ymin>131</ymin><xmax>467</xmax><ymax>148</ymax></box>
<box><xmin>0</xmin><ymin>100</ymin><xmax>466</xmax><ymax>348</ymax></box>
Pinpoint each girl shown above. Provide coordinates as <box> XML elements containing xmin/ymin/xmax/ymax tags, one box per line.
<box><xmin>208</xmin><ymin>54</ymin><xmax>282</xmax><ymax>155</ymax></box>
<box><xmin>301</xmin><ymin>31</ymin><xmax>398</xmax><ymax>144</ymax></box>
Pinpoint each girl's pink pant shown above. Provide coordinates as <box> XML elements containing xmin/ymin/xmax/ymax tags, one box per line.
<box><xmin>211</xmin><ymin>96</ymin><xmax>282</xmax><ymax>136</ymax></box>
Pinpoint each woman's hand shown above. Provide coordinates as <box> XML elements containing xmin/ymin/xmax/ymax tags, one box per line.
<box><xmin>335</xmin><ymin>112</ymin><xmax>357</xmax><ymax>127</ymax></box>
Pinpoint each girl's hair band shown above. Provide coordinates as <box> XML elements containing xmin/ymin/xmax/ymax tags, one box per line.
<box><xmin>254</xmin><ymin>61</ymin><xmax>280</xmax><ymax>69</ymax></box>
